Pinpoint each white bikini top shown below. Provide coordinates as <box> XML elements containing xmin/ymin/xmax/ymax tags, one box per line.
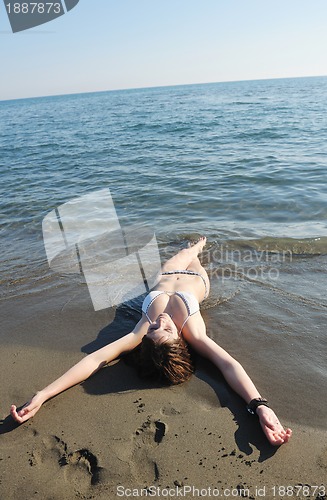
<box><xmin>142</xmin><ymin>290</ymin><xmax>200</xmax><ymax>334</ymax></box>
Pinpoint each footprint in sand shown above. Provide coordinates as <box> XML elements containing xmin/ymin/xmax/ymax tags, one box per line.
<box><xmin>45</xmin><ymin>435</ymin><xmax>104</xmax><ymax>486</ymax></box>
<box><xmin>131</xmin><ymin>417</ymin><xmax>167</xmax><ymax>483</ymax></box>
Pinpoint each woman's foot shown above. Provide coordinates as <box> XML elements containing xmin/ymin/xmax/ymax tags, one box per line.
<box><xmin>256</xmin><ymin>405</ymin><xmax>292</xmax><ymax>446</ymax></box>
<box><xmin>189</xmin><ymin>236</ymin><xmax>207</xmax><ymax>255</ymax></box>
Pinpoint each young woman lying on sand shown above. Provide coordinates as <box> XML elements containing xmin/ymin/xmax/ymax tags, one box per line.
<box><xmin>11</xmin><ymin>237</ymin><xmax>292</xmax><ymax>446</ymax></box>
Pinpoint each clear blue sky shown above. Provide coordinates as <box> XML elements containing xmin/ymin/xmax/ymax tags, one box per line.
<box><xmin>1</xmin><ymin>0</ymin><xmax>327</xmax><ymax>100</ymax></box>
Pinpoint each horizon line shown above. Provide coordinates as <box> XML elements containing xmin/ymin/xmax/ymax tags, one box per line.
<box><xmin>1</xmin><ymin>73</ymin><xmax>326</xmax><ymax>103</ymax></box>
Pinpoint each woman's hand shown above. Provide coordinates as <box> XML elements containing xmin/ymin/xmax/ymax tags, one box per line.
<box><xmin>10</xmin><ymin>392</ymin><xmax>44</xmax><ymax>423</ymax></box>
<box><xmin>256</xmin><ymin>405</ymin><xmax>292</xmax><ymax>446</ymax></box>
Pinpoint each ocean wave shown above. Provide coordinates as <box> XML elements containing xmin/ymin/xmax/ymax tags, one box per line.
<box><xmin>214</xmin><ymin>236</ymin><xmax>327</xmax><ymax>257</ymax></box>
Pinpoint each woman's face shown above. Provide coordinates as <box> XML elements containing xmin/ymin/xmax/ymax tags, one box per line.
<box><xmin>146</xmin><ymin>313</ymin><xmax>179</xmax><ymax>344</ymax></box>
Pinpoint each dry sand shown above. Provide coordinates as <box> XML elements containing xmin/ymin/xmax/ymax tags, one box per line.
<box><xmin>1</xmin><ymin>288</ymin><xmax>326</xmax><ymax>500</ymax></box>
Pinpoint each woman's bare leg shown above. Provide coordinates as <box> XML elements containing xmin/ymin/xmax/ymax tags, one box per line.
<box><xmin>161</xmin><ymin>237</ymin><xmax>210</xmax><ymax>299</ymax></box>
<box><xmin>162</xmin><ymin>236</ymin><xmax>207</xmax><ymax>272</ymax></box>
<box><xmin>185</xmin><ymin>255</ymin><xmax>210</xmax><ymax>298</ymax></box>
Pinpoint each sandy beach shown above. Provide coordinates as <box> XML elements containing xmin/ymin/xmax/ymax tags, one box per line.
<box><xmin>1</xmin><ymin>285</ymin><xmax>326</xmax><ymax>500</ymax></box>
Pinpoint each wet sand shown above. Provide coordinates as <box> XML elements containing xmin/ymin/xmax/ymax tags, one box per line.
<box><xmin>1</xmin><ymin>285</ymin><xmax>326</xmax><ymax>499</ymax></box>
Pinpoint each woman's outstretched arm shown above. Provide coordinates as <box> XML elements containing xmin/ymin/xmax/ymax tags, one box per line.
<box><xmin>10</xmin><ymin>319</ymin><xmax>148</xmax><ymax>423</ymax></box>
<box><xmin>184</xmin><ymin>317</ymin><xmax>292</xmax><ymax>446</ymax></box>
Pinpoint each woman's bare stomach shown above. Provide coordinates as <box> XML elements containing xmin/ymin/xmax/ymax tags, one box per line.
<box><xmin>153</xmin><ymin>274</ymin><xmax>207</xmax><ymax>303</ymax></box>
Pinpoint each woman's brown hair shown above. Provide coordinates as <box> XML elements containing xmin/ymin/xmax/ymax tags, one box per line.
<box><xmin>135</xmin><ymin>335</ymin><xmax>196</xmax><ymax>385</ymax></box>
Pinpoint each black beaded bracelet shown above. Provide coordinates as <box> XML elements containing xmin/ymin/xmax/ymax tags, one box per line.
<box><xmin>246</xmin><ymin>398</ymin><xmax>269</xmax><ymax>415</ymax></box>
